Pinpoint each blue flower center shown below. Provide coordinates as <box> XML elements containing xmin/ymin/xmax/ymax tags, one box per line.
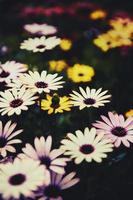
<box><xmin>80</xmin><ymin>144</ymin><xmax>94</xmax><ymax>154</ymax></box>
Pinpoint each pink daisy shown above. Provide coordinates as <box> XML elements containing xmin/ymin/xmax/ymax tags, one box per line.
<box><xmin>38</xmin><ymin>172</ymin><xmax>80</xmax><ymax>200</ymax></box>
<box><xmin>19</xmin><ymin>136</ymin><xmax>69</xmax><ymax>174</ymax></box>
<box><xmin>93</xmin><ymin>112</ymin><xmax>133</xmax><ymax>147</ymax></box>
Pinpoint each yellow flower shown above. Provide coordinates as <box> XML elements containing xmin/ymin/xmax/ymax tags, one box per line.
<box><xmin>90</xmin><ymin>9</ymin><xmax>107</xmax><ymax>20</ymax></box>
<box><xmin>67</xmin><ymin>64</ymin><xmax>95</xmax><ymax>83</ymax></box>
<box><xmin>60</xmin><ymin>39</ymin><xmax>72</xmax><ymax>51</ymax></box>
<box><xmin>93</xmin><ymin>33</ymin><xmax>113</xmax><ymax>51</ymax></box>
<box><xmin>125</xmin><ymin>109</ymin><xmax>133</xmax><ymax>118</ymax></box>
<box><xmin>49</xmin><ymin>60</ymin><xmax>68</xmax><ymax>72</ymax></box>
<box><xmin>109</xmin><ymin>18</ymin><xmax>133</xmax><ymax>34</ymax></box>
<box><xmin>107</xmin><ymin>30</ymin><xmax>132</xmax><ymax>47</ymax></box>
<box><xmin>93</xmin><ymin>18</ymin><xmax>133</xmax><ymax>51</ymax></box>
<box><xmin>40</xmin><ymin>94</ymin><xmax>72</xmax><ymax>114</ymax></box>
<box><xmin>109</xmin><ymin>18</ymin><xmax>133</xmax><ymax>45</ymax></box>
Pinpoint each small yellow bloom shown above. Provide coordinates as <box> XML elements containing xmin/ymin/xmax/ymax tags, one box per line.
<box><xmin>125</xmin><ymin>109</ymin><xmax>133</xmax><ymax>118</ymax></box>
<box><xmin>40</xmin><ymin>94</ymin><xmax>72</xmax><ymax>114</ymax></box>
<box><xmin>93</xmin><ymin>33</ymin><xmax>113</xmax><ymax>51</ymax></box>
<box><xmin>49</xmin><ymin>60</ymin><xmax>68</xmax><ymax>72</ymax></box>
<box><xmin>60</xmin><ymin>39</ymin><xmax>72</xmax><ymax>51</ymax></box>
<box><xmin>90</xmin><ymin>10</ymin><xmax>107</xmax><ymax>20</ymax></box>
<box><xmin>67</xmin><ymin>64</ymin><xmax>95</xmax><ymax>83</ymax></box>
<box><xmin>110</xmin><ymin>18</ymin><xmax>133</xmax><ymax>34</ymax></box>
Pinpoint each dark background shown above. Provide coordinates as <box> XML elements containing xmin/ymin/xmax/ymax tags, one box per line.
<box><xmin>0</xmin><ymin>0</ymin><xmax>133</xmax><ymax>200</ymax></box>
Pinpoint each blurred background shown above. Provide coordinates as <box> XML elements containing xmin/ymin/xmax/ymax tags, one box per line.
<box><xmin>0</xmin><ymin>0</ymin><xmax>133</xmax><ymax>199</ymax></box>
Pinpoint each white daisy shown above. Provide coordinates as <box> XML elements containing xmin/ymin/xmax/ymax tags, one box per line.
<box><xmin>17</xmin><ymin>70</ymin><xmax>64</xmax><ymax>94</ymax></box>
<box><xmin>0</xmin><ymin>158</ymin><xmax>50</xmax><ymax>200</ymax></box>
<box><xmin>0</xmin><ymin>120</ymin><xmax>23</xmax><ymax>158</ymax></box>
<box><xmin>24</xmin><ymin>23</ymin><xmax>57</xmax><ymax>35</ymax></box>
<box><xmin>0</xmin><ymin>87</ymin><xmax>38</xmax><ymax>116</ymax></box>
<box><xmin>0</xmin><ymin>61</ymin><xmax>27</xmax><ymax>83</ymax></box>
<box><xmin>70</xmin><ymin>87</ymin><xmax>111</xmax><ymax>110</ymax></box>
<box><xmin>38</xmin><ymin>172</ymin><xmax>79</xmax><ymax>200</ymax></box>
<box><xmin>60</xmin><ymin>127</ymin><xmax>114</xmax><ymax>164</ymax></box>
<box><xmin>20</xmin><ymin>36</ymin><xmax>61</xmax><ymax>52</ymax></box>
<box><xmin>19</xmin><ymin>136</ymin><xmax>69</xmax><ymax>174</ymax></box>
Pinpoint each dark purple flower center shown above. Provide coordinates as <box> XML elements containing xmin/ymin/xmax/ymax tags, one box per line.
<box><xmin>51</xmin><ymin>95</ymin><xmax>60</xmax><ymax>109</ymax></box>
<box><xmin>107</xmin><ymin>41</ymin><xmax>111</xmax><ymax>45</ymax></box>
<box><xmin>10</xmin><ymin>99</ymin><xmax>23</xmax><ymax>108</ymax></box>
<box><xmin>44</xmin><ymin>185</ymin><xmax>61</xmax><ymax>198</ymax></box>
<box><xmin>80</xmin><ymin>144</ymin><xmax>94</xmax><ymax>154</ymax></box>
<box><xmin>111</xmin><ymin>126</ymin><xmax>127</xmax><ymax>137</ymax></box>
<box><xmin>35</xmin><ymin>81</ymin><xmax>48</xmax><ymax>88</ymax></box>
<box><xmin>0</xmin><ymin>137</ymin><xmax>7</xmax><ymax>148</ymax></box>
<box><xmin>9</xmin><ymin>173</ymin><xmax>26</xmax><ymax>185</ymax></box>
<box><xmin>40</xmin><ymin>156</ymin><xmax>51</xmax><ymax>168</ymax></box>
<box><xmin>123</xmin><ymin>22</ymin><xmax>127</xmax><ymax>26</ymax></box>
<box><xmin>84</xmin><ymin>98</ymin><xmax>96</xmax><ymax>105</ymax></box>
<box><xmin>36</xmin><ymin>45</ymin><xmax>45</xmax><ymax>49</ymax></box>
<box><xmin>0</xmin><ymin>70</ymin><xmax>10</xmax><ymax>78</ymax></box>
<box><xmin>78</xmin><ymin>73</ymin><xmax>84</xmax><ymax>76</ymax></box>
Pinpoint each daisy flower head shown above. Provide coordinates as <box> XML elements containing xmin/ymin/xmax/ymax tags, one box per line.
<box><xmin>70</xmin><ymin>87</ymin><xmax>111</xmax><ymax>110</ymax></box>
<box><xmin>24</xmin><ymin>23</ymin><xmax>57</xmax><ymax>36</ymax></box>
<box><xmin>107</xmin><ymin>29</ymin><xmax>132</xmax><ymax>47</ymax></box>
<box><xmin>38</xmin><ymin>171</ymin><xmax>79</xmax><ymax>200</ymax></box>
<box><xmin>93</xmin><ymin>33</ymin><xmax>114</xmax><ymax>52</ymax></box>
<box><xmin>0</xmin><ymin>120</ymin><xmax>23</xmax><ymax>158</ymax></box>
<box><xmin>20</xmin><ymin>36</ymin><xmax>61</xmax><ymax>53</ymax></box>
<box><xmin>67</xmin><ymin>64</ymin><xmax>95</xmax><ymax>83</ymax></box>
<box><xmin>19</xmin><ymin>136</ymin><xmax>69</xmax><ymax>174</ymax></box>
<box><xmin>18</xmin><ymin>71</ymin><xmax>64</xmax><ymax>94</ymax></box>
<box><xmin>40</xmin><ymin>94</ymin><xmax>72</xmax><ymax>114</ymax></box>
<box><xmin>0</xmin><ymin>61</ymin><xmax>27</xmax><ymax>83</ymax></box>
<box><xmin>93</xmin><ymin>112</ymin><xmax>133</xmax><ymax>147</ymax></box>
<box><xmin>60</xmin><ymin>127</ymin><xmax>113</xmax><ymax>164</ymax></box>
<box><xmin>0</xmin><ymin>87</ymin><xmax>38</xmax><ymax>116</ymax></box>
<box><xmin>0</xmin><ymin>158</ymin><xmax>50</xmax><ymax>200</ymax></box>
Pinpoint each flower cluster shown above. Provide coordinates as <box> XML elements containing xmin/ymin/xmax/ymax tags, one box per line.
<box><xmin>0</xmin><ymin>2</ymin><xmax>133</xmax><ymax>200</ymax></box>
<box><xmin>49</xmin><ymin>61</ymin><xmax>95</xmax><ymax>83</ymax></box>
<box><xmin>49</xmin><ymin>60</ymin><xmax>68</xmax><ymax>72</ymax></box>
<box><xmin>93</xmin><ymin>17</ymin><xmax>133</xmax><ymax>51</ymax></box>
<box><xmin>0</xmin><ymin>122</ymin><xmax>79</xmax><ymax>200</ymax></box>
<box><xmin>20</xmin><ymin>36</ymin><xmax>61</xmax><ymax>53</ymax></box>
